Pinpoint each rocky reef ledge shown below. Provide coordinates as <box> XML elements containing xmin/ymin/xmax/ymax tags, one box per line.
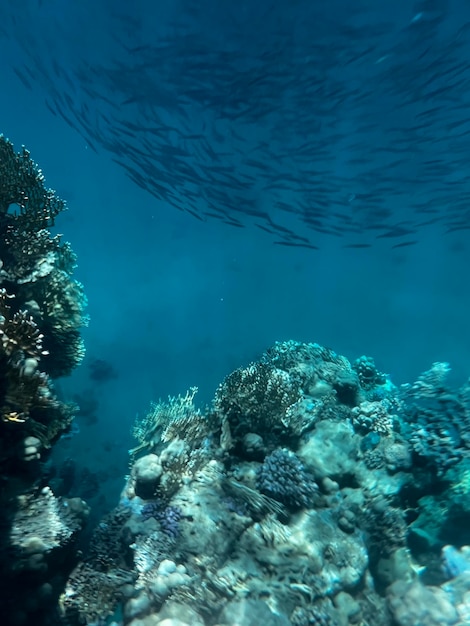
<box><xmin>64</xmin><ymin>342</ymin><xmax>470</xmax><ymax>626</ymax></box>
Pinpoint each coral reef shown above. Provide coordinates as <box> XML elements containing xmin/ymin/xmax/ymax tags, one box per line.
<box><xmin>38</xmin><ymin>341</ymin><xmax>470</xmax><ymax>625</ymax></box>
<box><xmin>141</xmin><ymin>501</ymin><xmax>182</xmax><ymax>539</ymax></box>
<box><xmin>256</xmin><ymin>448</ymin><xmax>318</xmax><ymax>510</ymax></box>
<box><xmin>213</xmin><ymin>360</ymin><xmax>303</xmax><ymax>450</ymax></box>
<box><xmin>0</xmin><ymin>136</ymin><xmax>88</xmax><ymax>471</ymax></box>
<box><xmin>0</xmin><ymin>136</ymin><xmax>88</xmax><ymax>625</ymax></box>
<box><xmin>130</xmin><ymin>387</ymin><xmax>216</xmax><ymax>459</ymax></box>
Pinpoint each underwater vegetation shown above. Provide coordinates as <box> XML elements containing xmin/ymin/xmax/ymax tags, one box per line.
<box><xmin>57</xmin><ymin>341</ymin><xmax>470</xmax><ymax>626</ymax></box>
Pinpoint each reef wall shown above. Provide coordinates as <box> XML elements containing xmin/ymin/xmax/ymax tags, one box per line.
<box><xmin>0</xmin><ymin>136</ymin><xmax>89</xmax><ymax>625</ymax></box>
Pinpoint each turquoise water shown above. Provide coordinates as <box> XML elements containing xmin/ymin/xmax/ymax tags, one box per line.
<box><xmin>1</xmin><ymin>1</ymin><xmax>470</xmax><ymax>624</ymax></box>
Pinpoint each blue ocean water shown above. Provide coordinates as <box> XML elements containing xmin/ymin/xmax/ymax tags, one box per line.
<box><xmin>1</xmin><ymin>2</ymin><xmax>470</xmax><ymax>622</ymax></box>
<box><xmin>1</xmin><ymin>0</ymin><xmax>469</xmax><ymax>506</ymax></box>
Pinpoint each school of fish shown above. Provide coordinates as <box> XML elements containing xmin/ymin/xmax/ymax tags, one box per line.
<box><xmin>0</xmin><ymin>0</ymin><xmax>468</xmax><ymax>250</ymax></box>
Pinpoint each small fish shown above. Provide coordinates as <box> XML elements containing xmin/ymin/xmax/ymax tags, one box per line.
<box><xmin>273</xmin><ymin>241</ymin><xmax>319</xmax><ymax>250</ymax></box>
<box><xmin>185</xmin><ymin>207</ymin><xmax>206</xmax><ymax>221</ymax></box>
<box><xmin>13</xmin><ymin>67</ymin><xmax>33</xmax><ymax>90</ymax></box>
<box><xmin>391</xmin><ymin>241</ymin><xmax>418</xmax><ymax>248</ymax></box>
<box><xmin>376</xmin><ymin>230</ymin><xmax>416</xmax><ymax>239</ymax></box>
<box><xmin>446</xmin><ymin>225</ymin><xmax>470</xmax><ymax>233</ymax></box>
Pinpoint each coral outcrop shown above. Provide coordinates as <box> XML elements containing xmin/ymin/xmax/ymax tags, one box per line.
<box><xmin>0</xmin><ymin>135</ymin><xmax>88</xmax><ymax>471</ymax></box>
<box><xmin>60</xmin><ymin>341</ymin><xmax>470</xmax><ymax>626</ymax></box>
<box><xmin>0</xmin><ymin>135</ymin><xmax>89</xmax><ymax>625</ymax></box>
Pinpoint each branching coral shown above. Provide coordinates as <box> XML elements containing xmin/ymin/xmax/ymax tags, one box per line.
<box><xmin>130</xmin><ymin>387</ymin><xmax>216</xmax><ymax>458</ymax></box>
<box><xmin>403</xmin><ymin>362</ymin><xmax>451</xmax><ymax>400</ymax></box>
<box><xmin>262</xmin><ymin>340</ymin><xmax>355</xmax><ymax>395</ymax></box>
<box><xmin>398</xmin><ymin>364</ymin><xmax>470</xmax><ymax>476</ymax></box>
<box><xmin>351</xmin><ymin>399</ymin><xmax>396</xmax><ymax>436</ymax></box>
<box><xmin>0</xmin><ymin>134</ymin><xmax>88</xmax><ymax>379</ymax></box>
<box><xmin>352</xmin><ymin>355</ymin><xmax>386</xmax><ymax>387</ymax></box>
<box><xmin>0</xmin><ymin>137</ymin><xmax>63</xmax><ymax>226</ymax></box>
<box><xmin>141</xmin><ymin>500</ymin><xmax>182</xmax><ymax>539</ymax></box>
<box><xmin>0</xmin><ymin>296</ymin><xmax>77</xmax><ymax>450</ymax></box>
<box><xmin>0</xmin><ymin>136</ymin><xmax>87</xmax><ymax>467</ymax></box>
<box><xmin>256</xmin><ymin>448</ymin><xmax>318</xmax><ymax>510</ymax></box>
<box><xmin>213</xmin><ymin>361</ymin><xmax>302</xmax><ymax>449</ymax></box>
<box><xmin>0</xmin><ymin>135</ymin><xmax>87</xmax><ymax>626</ymax></box>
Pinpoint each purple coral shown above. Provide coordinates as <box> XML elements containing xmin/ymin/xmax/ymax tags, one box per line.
<box><xmin>256</xmin><ymin>448</ymin><xmax>317</xmax><ymax>510</ymax></box>
<box><xmin>158</xmin><ymin>505</ymin><xmax>181</xmax><ymax>539</ymax></box>
<box><xmin>141</xmin><ymin>500</ymin><xmax>181</xmax><ymax>539</ymax></box>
